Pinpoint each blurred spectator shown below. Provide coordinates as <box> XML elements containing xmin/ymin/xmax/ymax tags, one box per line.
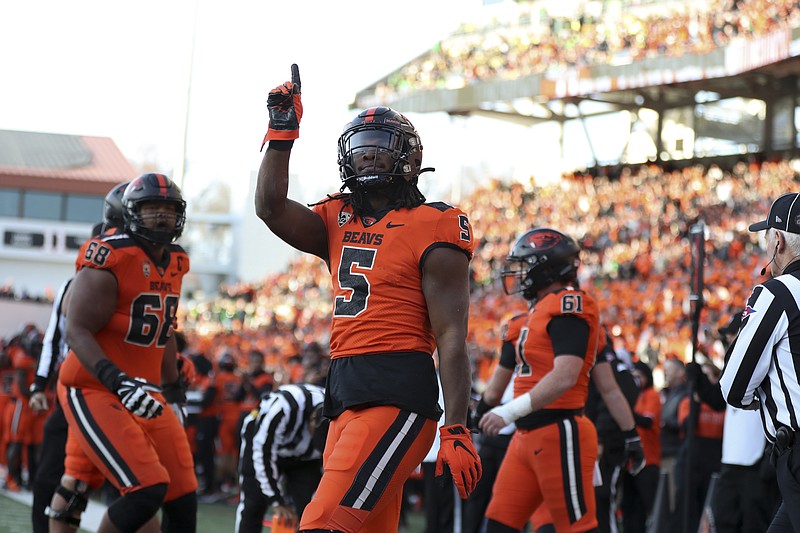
<box><xmin>674</xmin><ymin>361</ymin><xmax>725</xmax><ymax>533</ymax></box>
<box><xmin>621</xmin><ymin>360</ymin><xmax>662</xmax><ymax>532</ymax></box>
<box><xmin>659</xmin><ymin>357</ymin><xmax>690</xmax><ymax>510</ymax></box>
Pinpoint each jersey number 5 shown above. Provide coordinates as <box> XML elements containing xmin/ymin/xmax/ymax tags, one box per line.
<box><xmin>334</xmin><ymin>247</ymin><xmax>376</xmax><ymax>317</ymax></box>
<box><xmin>126</xmin><ymin>293</ymin><xmax>179</xmax><ymax>347</ymax></box>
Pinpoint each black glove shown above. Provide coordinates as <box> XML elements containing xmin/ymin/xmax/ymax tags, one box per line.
<box><xmin>95</xmin><ymin>360</ymin><xmax>163</xmax><ymax>419</ymax></box>
<box><xmin>623</xmin><ymin>428</ymin><xmax>646</xmax><ymax>475</ymax></box>
<box><xmin>469</xmin><ymin>398</ymin><xmax>492</xmax><ymax>430</ymax></box>
<box><xmin>261</xmin><ymin>64</ymin><xmax>302</xmax><ymax>150</ymax></box>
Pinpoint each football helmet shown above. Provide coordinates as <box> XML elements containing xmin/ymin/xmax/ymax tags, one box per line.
<box><xmin>337</xmin><ymin>107</ymin><xmax>424</xmax><ymax>192</ymax></box>
<box><xmin>122</xmin><ymin>173</ymin><xmax>186</xmax><ymax>245</ymax></box>
<box><xmin>501</xmin><ymin>228</ymin><xmax>581</xmax><ymax>300</ymax></box>
<box><xmin>19</xmin><ymin>324</ymin><xmax>43</xmax><ymax>359</ymax></box>
<box><xmin>103</xmin><ymin>181</ymin><xmax>129</xmax><ymax>231</ymax></box>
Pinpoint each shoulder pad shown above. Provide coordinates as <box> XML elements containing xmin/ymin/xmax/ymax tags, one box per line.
<box><xmin>424</xmin><ymin>201</ymin><xmax>455</xmax><ymax>212</ymax></box>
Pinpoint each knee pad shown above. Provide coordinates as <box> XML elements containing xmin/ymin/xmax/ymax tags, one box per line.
<box><xmin>107</xmin><ymin>483</ymin><xmax>167</xmax><ymax>533</ymax></box>
<box><xmin>45</xmin><ymin>481</ymin><xmax>91</xmax><ymax>528</ymax></box>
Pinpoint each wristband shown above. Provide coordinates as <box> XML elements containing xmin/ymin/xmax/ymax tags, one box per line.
<box><xmin>623</xmin><ymin>427</ymin><xmax>639</xmax><ymax>439</ymax></box>
<box><xmin>94</xmin><ymin>359</ymin><xmax>123</xmax><ymax>392</ymax></box>
<box><xmin>31</xmin><ymin>375</ymin><xmax>49</xmax><ymax>394</ymax></box>
<box><xmin>269</xmin><ymin>140</ymin><xmax>294</xmax><ymax>152</ymax></box>
<box><xmin>489</xmin><ymin>394</ymin><xmax>533</xmax><ymax>424</ymax></box>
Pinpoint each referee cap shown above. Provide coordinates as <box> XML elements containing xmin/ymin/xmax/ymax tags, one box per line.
<box><xmin>749</xmin><ymin>192</ymin><xmax>800</xmax><ymax>234</ymax></box>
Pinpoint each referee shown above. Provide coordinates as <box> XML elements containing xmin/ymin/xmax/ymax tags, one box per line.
<box><xmin>28</xmin><ymin>277</ymin><xmax>71</xmax><ymax>533</ymax></box>
<box><xmin>235</xmin><ymin>383</ymin><xmax>327</xmax><ymax>533</ymax></box>
<box><xmin>720</xmin><ymin>192</ymin><xmax>800</xmax><ymax>533</ymax></box>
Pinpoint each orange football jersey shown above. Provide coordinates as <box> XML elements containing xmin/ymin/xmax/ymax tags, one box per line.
<box><xmin>312</xmin><ymin>199</ymin><xmax>474</xmax><ymax>358</ymax></box>
<box><xmin>512</xmin><ymin>287</ymin><xmax>600</xmax><ymax>410</ymax></box>
<box><xmin>59</xmin><ymin>234</ymin><xmax>190</xmax><ymax>388</ymax></box>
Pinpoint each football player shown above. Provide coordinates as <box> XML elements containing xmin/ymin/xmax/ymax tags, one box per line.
<box><xmin>478</xmin><ymin>228</ymin><xmax>602</xmax><ymax>532</ymax></box>
<box><xmin>255</xmin><ymin>64</ymin><xmax>481</xmax><ymax>532</ymax></box>
<box><xmin>30</xmin><ymin>180</ymin><xmax>128</xmax><ymax>533</ymax></box>
<box><xmin>55</xmin><ymin>173</ymin><xmax>197</xmax><ymax>533</ymax></box>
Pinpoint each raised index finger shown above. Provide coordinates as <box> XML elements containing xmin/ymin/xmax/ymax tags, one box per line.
<box><xmin>291</xmin><ymin>64</ymin><xmax>301</xmax><ymax>90</ymax></box>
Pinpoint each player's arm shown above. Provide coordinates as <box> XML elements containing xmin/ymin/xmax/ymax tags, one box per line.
<box><xmin>64</xmin><ymin>267</ymin><xmax>117</xmax><ymax>372</ymax></box>
<box><xmin>482</xmin><ymin>364</ymin><xmax>514</xmax><ymax>407</ymax></box>
<box><xmin>254</xmin><ymin>63</ymin><xmax>328</xmax><ymax>260</ymax></box>
<box><xmin>480</xmin><ymin>315</ymin><xmax>586</xmax><ymax>435</ymax></box>
<box><xmin>591</xmin><ymin>361</ymin><xmax>636</xmax><ymax>431</ymax></box>
<box><xmin>423</xmin><ymin>246</ymin><xmax>472</xmax><ymax>426</ymax></box>
<box><xmin>161</xmin><ymin>335</ymin><xmax>179</xmax><ymax>386</ymax></box>
<box><xmin>254</xmin><ymin>148</ymin><xmax>328</xmax><ymax>259</ymax></box>
<box><xmin>66</xmin><ymin>267</ymin><xmax>163</xmax><ymax>419</ymax></box>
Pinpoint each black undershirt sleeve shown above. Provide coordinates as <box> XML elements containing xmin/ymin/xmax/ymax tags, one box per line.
<box><xmin>547</xmin><ymin>315</ymin><xmax>590</xmax><ymax>357</ymax></box>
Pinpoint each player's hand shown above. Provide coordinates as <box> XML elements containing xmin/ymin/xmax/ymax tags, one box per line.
<box><xmin>435</xmin><ymin>424</ymin><xmax>482</xmax><ymax>499</ymax></box>
<box><xmin>623</xmin><ymin>429</ymin><xmax>646</xmax><ymax>475</ymax></box>
<box><xmin>262</xmin><ymin>63</ymin><xmax>302</xmax><ymax>148</ymax></box>
<box><xmin>478</xmin><ymin>411</ymin><xmax>507</xmax><ymax>436</ymax></box>
<box><xmin>116</xmin><ymin>376</ymin><xmax>164</xmax><ymax>419</ymax></box>
<box><xmin>29</xmin><ymin>391</ymin><xmax>49</xmax><ymax>412</ymax></box>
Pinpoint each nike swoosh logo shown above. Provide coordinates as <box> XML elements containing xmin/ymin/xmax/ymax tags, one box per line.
<box><xmin>534</xmin><ymin>448</ymin><xmax>543</xmax><ymax>455</ymax></box>
<box><xmin>386</xmin><ymin>222</ymin><xmax>405</xmax><ymax>229</ymax></box>
<box><xmin>453</xmin><ymin>440</ymin><xmax>477</xmax><ymax>459</ymax></box>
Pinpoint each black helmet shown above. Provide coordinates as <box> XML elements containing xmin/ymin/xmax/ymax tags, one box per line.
<box><xmin>19</xmin><ymin>324</ymin><xmax>43</xmax><ymax>359</ymax></box>
<box><xmin>103</xmin><ymin>181</ymin><xmax>129</xmax><ymax>231</ymax></box>
<box><xmin>122</xmin><ymin>173</ymin><xmax>186</xmax><ymax>245</ymax></box>
<box><xmin>337</xmin><ymin>107</ymin><xmax>424</xmax><ymax>193</ymax></box>
<box><xmin>501</xmin><ymin>228</ymin><xmax>581</xmax><ymax>300</ymax></box>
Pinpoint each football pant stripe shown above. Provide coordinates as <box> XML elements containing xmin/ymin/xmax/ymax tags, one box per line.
<box><xmin>340</xmin><ymin>410</ymin><xmax>426</xmax><ymax>511</ymax></box>
<box><xmin>66</xmin><ymin>387</ymin><xmax>139</xmax><ymax>487</ymax></box>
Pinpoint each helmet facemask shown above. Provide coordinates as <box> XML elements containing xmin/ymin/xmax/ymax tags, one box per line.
<box><xmin>501</xmin><ymin>228</ymin><xmax>581</xmax><ymax>301</ymax></box>
<box><xmin>337</xmin><ymin>110</ymin><xmax>423</xmax><ymax>195</ymax></box>
<box><xmin>122</xmin><ymin>173</ymin><xmax>186</xmax><ymax>245</ymax></box>
<box><xmin>126</xmin><ymin>201</ymin><xmax>186</xmax><ymax>245</ymax></box>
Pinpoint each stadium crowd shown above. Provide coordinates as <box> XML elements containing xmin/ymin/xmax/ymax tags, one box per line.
<box><xmin>1</xmin><ymin>155</ymin><xmax>793</xmax><ymax>530</ymax></box>
<box><xmin>367</xmin><ymin>0</ymin><xmax>800</xmax><ymax>102</ymax></box>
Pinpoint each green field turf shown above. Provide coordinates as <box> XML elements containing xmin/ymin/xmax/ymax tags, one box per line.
<box><xmin>0</xmin><ymin>492</ymin><xmax>427</xmax><ymax>532</ymax></box>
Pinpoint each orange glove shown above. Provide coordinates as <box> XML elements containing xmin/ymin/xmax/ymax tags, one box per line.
<box><xmin>261</xmin><ymin>63</ymin><xmax>303</xmax><ymax>149</ymax></box>
<box><xmin>435</xmin><ymin>424</ymin><xmax>482</xmax><ymax>499</ymax></box>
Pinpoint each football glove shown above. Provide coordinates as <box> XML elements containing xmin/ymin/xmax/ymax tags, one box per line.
<box><xmin>262</xmin><ymin>63</ymin><xmax>303</xmax><ymax>149</ymax></box>
<box><xmin>435</xmin><ymin>424</ymin><xmax>482</xmax><ymax>499</ymax></box>
<box><xmin>623</xmin><ymin>428</ymin><xmax>646</xmax><ymax>475</ymax></box>
<box><xmin>95</xmin><ymin>359</ymin><xmax>163</xmax><ymax>419</ymax></box>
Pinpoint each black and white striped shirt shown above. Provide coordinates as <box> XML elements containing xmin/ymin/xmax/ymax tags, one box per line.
<box><xmin>239</xmin><ymin>383</ymin><xmax>324</xmax><ymax>503</ymax></box>
<box><xmin>720</xmin><ymin>262</ymin><xmax>800</xmax><ymax>443</ymax></box>
<box><xmin>32</xmin><ymin>278</ymin><xmax>71</xmax><ymax>392</ymax></box>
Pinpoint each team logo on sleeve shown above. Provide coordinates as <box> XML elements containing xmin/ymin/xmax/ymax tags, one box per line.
<box><xmin>142</xmin><ymin>261</ymin><xmax>151</xmax><ymax>278</ymax></box>
<box><xmin>338</xmin><ymin>210</ymin><xmax>353</xmax><ymax>227</ymax></box>
<box><xmin>742</xmin><ymin>305</ymin><xmax>756</xmax><ymax>320</ymax></box>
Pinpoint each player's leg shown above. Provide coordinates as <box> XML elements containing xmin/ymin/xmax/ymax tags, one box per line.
<box><xmin>299</xmin><ymin>406</ymin><xmax>437</xmax><ymax>533</ymax></box>
<box><xmin>535</xmin><ymin>416</ymin><xmax>599</xmax><ymax>533</ymax></box>
<box><xmin>143</xmin><ymin>401</ymin><xmax>198</xmax><ymax>533</ymax></box>
<box><xmin>59</xmin><ymin>384</ymin><xmax>170</xmax><ymax>533</ymax></box>
<box><xmin>484</xmin><ymin>432</ymin><xmax>543</xmax><ymax>532</ymax></box>
<box><xmin>32</xmin><ymin>401</ymin><xmax>68</xmax><ymax>532</ymax></box>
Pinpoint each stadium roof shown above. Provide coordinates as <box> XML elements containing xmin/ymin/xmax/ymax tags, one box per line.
<box><xmin>353</xmin><ymin>26</ymin><xmax>800</xmax><ymax>161</ymax></box>
<box><xmin>0</xmin><ymin>130</ymin><xmax>135</xmax><ymax>194</ymax></box>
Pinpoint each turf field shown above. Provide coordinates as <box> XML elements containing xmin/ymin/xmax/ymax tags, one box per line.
<box><xmin>0</xmin><ymin>492</ymin><xmax>427</xmax><ymax>532</ymax></box>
